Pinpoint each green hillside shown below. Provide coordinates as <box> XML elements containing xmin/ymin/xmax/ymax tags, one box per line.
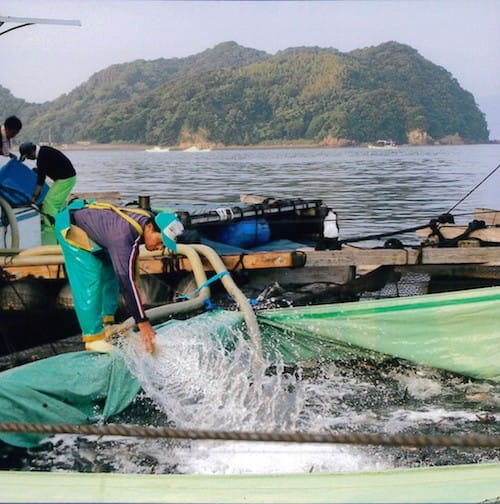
<box><xmin>1</xmin><ymin>41</ymin><xmax>489</xmax><ymax>146</ymax></box>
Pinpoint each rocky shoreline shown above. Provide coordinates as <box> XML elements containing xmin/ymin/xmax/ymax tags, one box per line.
<box><xmin>50</xmin><ymin>139</ymin><xmax>497</xmax><ymax>152</ymax></box>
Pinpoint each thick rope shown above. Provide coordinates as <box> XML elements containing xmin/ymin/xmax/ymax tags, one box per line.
<box><xmin>0</xmin><ymin>422</ymin><xmax>498</xmax><ymax>448</ymax></box>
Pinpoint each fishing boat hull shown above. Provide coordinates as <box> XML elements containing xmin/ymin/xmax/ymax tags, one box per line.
<box><xmin>1</xmin><ymin>463</ymin><xmax>499</xmax><ymax>503</ymax></box>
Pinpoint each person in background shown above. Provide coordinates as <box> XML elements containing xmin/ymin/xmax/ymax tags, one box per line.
<box><xmin>19</xmin><ymin>142</ymin><xmax>77</xmax><ymax>244</ymax></box>
<box><xmin>1</xmin><ymin>116</ymin><xmax>22</xmax><ymax>158</ymax></box>
<box><xmin>55</xmin><ymin>201</ymin><xmax>184</xmax><ymax>353</ymax></box>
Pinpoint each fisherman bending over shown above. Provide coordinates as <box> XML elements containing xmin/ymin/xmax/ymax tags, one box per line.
<box><xmin>19</xmin><ymin>142</ymin><xmax>77</xmax><ymax>245</ymax></box>
<box><xmin>55</xmin><ymin>201</ymin><xmax>184</xmax><ymax>353</ymax></box>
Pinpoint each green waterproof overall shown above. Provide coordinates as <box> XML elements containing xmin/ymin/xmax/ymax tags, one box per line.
<box><xmin>41</xmin><ymin>176</ymin><xmax>76</xmax><ymax>244</ymax></box>
<box><xmin>55</xmin><ymin>200</ymin><xmax>151</xmax><ymax>345</ymax></box>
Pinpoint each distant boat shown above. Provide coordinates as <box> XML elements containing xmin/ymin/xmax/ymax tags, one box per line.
<box><xmin>183</xmin><ymin>146</ymin><xmax>212</xmax><ymax>152</ymax></box>
<box><xmin>368</xmin><ymin>140</ymin><xmax>397</xmax><ymax>149</ymax></box>
<box><xmin>145</xmin><ymin>146</ymin><xmax>170</xmax><ymax>153</ymax></box>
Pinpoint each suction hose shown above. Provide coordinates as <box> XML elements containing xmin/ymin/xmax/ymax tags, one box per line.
<box><xmin>17</xmin><ymin>245</ymin><xmax>62</xmax><ymax>256</ymax></box>
<box><xmin>190</xmin><ymin>243</ymin><xmax>262</xmax><ymax>356</ymax></box>
<box><xmin>1</xmin><ymin>245</ymin><xmax>63</xmax><ymax>260</ymax></box>
<box><xmin>140</xmin><ymin>243</ymin><xmax>211</xmax><ymax>322</ymax></box>
<box><xmin>0</xmin><ymin>195</ymin><xmax>20</xmax><ymax>249</ymax></box>
<box><xmin>1</xmin><ymin>252</ymin><xmax>64</xmax><ymax>266</ymax></box>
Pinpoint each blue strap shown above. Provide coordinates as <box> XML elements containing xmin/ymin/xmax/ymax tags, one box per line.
<box><xmin>203</xmin><ymin>299</ymin><xmax>218</xmax><ymax>311</ymax></box>
<box><xmin>175</xmin><ymin>270</ymin><xmax>230</xmax><ymax>301</ymax></box>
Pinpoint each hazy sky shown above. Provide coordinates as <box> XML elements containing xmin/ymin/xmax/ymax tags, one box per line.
<box><xmin>1</xmin><ymin>0</ymin><xmax>499</xmax><ymax>137</ymax></box>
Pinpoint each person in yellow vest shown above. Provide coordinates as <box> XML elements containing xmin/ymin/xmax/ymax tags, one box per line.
<box><xmin>55</xmin><ymin>200</ymin><xmax>184</xmax><ymax>353</ymax></box>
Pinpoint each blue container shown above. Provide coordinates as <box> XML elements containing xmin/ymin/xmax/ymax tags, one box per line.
<box><xmin>217</xmin><ymin>218</ymin><xmax>271</xmax><ymax>249</ymax></box>
<box><xmin>0</xmin><ymin>159</ymin><xmax>49</xmax><ymax>207</ymax></box>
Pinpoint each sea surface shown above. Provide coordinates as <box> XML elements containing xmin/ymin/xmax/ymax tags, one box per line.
<box><xmin>3</xmin><ymin>144</ymin><xmax>499</xmax><ymax>475</ymax></box>
<box><xmin>69</xmin><ymin>144</ymin><xmax>500</xmax><ymax>243</ymax></box>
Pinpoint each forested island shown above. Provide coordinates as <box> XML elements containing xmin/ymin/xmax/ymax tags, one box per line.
<box><xmin>0</xmin><ymin>41</ymin><xmax>490</xmax><ymax>147</ymax></box>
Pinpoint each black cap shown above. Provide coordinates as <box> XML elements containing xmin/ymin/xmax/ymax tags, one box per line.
<box><xmin>19</xmin><ymin>142</ymin><xmax>36</xmax><ymax>161</ymax></box>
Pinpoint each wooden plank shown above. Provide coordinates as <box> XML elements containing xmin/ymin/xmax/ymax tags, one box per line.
<box><xmin>305</xmin><ymin>246</ymin><xmax>500</xmax><ymax>267</ymax></box>
<box><xmin>221</xmin><ymin>251</ymin><xmax>306</xmax><ymax>269</ymax></box>
<box><xmin>138</xmin><ymin>251</ymin><xmax>305</xmax><ymax>274</ymax></box>
<box><xmin>420</xmin><ymin>247</ymin><xmax>500</xmax><ymax>265</ymax></box>
<box><xmin>304</xmin><ymin>247</ymin><xmax>421</xmax><ymax>266</ymax></box>
<box><xmin>1</xmin><ymin>251</ymin><xmax>304</xmax><ymax>280</ymax></box>
<box><xmin>2</xmin><ymin>247</ymin><xmax>500</xmax><ymax>281</ymax></box>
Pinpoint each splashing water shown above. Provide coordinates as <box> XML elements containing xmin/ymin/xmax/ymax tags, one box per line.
<box><xmin>117</xmin><ymin>313</ymin><xmax>387</xmax><ymax>474</ymax></box>
<box><xmin>120</xmin><ymin>314</ymin><xmax>297</xmax><ymax>431</ymax></box>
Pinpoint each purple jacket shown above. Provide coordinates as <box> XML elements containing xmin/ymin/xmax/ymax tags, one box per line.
<box><xmin>72</xmin><ymin>207</ymin><xmax>152</xmax><ymax>323</ymax></box>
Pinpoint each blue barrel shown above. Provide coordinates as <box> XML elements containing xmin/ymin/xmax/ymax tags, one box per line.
<box><xmin>217</xmin><ymin>218</ymin><xmax>271</xmax><ymax>248</ymax></box>
<box><xmin>0</xmin><ymin>159</ymin><xmax>49</xmax><ymax>206</ymax></box>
